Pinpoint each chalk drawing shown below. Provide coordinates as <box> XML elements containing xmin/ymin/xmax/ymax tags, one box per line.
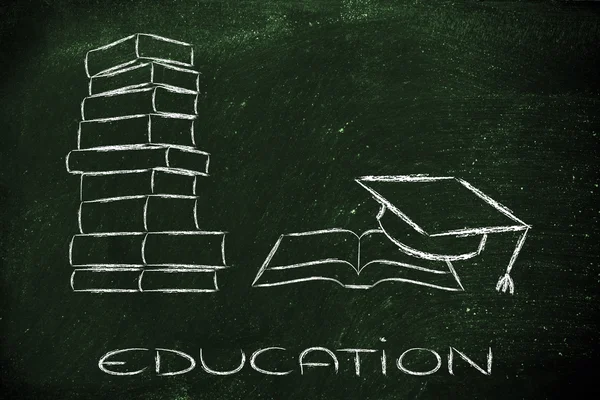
<box><xmin>253</xmin><ymin>175</ymin><xmax>529</xmax><ymax>294</ymax></box>
<box><xmin>97</xmin><ymin>345</ymin><xmax>493</xmax><ymax>376</ymax></box>
<box><xmin>67</xmin><ymin>34</ymin><xmax>227</xmax><ymax>293</ymax></box>
<box><xmin>85</xmin><ymin>33</ymin><xmax>194</xmax><ymax>78</ymax></box>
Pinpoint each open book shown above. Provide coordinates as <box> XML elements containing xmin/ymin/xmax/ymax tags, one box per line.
<box><xmin>252</xmin><ymin>228</ymin><xmax>464</xmax><ymax>291</ymax></box>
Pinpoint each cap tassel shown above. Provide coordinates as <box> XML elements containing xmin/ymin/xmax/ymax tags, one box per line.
<box><xmin>496</xmin><ymin>273</ymin><xmax>514</xmax><ymax>294</ymax></box>
<box><xmin>495</xmin><ymin>227</ymin><xmax>529</xmax><ymax>295</ymax></box>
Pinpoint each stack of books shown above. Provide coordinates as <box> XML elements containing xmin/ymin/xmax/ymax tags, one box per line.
<box><xmin>66</xmin><ymin>34</ymin><xmax>228</xmax><ymax>293</ymax></box>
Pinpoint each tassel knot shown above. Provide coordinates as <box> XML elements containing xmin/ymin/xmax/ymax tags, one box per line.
<box><xmin>496</xmin><ymin>273</ymin><xmax>514</xmax><ymax>294</ymax></box>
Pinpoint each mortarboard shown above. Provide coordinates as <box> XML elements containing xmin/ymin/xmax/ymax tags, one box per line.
<box><xmin>356</xmin><ymin>175</ymin><xmax>531</xmax><ymax>294</ymax></box>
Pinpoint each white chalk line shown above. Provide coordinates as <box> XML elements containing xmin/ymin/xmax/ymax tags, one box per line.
<box><xmin>357</xmin><ymin>175</ymin><xmax>454</xmax><ymax>183</ymax></box>
<box><xmin>83</xmin><ymin>194</ymin><xmax>197</xmax><ymax>203</ymax></box>
<box><xmin>142</xmin><ymin>195</ymin><xmax>150</xmax><ymax>231</ymax></box>
<box><xmin>429</xmin><ymin>224</ymin><xmax>529</xmax><ymax>237</ymax></box>
<box><xmin>359</xmin><ymin>259</ymin><xmax>451</xmax><ymax>275</ymax></box>
<box><xmin>457</xmin><ymin>178</ymin><xmax>530</xmax><ymax>229</ymax></box>
<box><xmin>81</xmin><ymin>113</ymin><xmax>197</xmax><ymax>123</ymax></box>
<box><xmin>74</xmin><ymin>143</ymin><xmax>204</xmax><ymax>153</ymax></box>
<box><xmin>445</xmin><ymin>261</ymin><xmax>465</xmax><ymax>292</ymax></box>
<box><xmin>268</xmin><ymin>259</ymin><xmax>357</xmax><ymax>272</ymax></box>
<box><xmin>138</xmin><ymin>33</ymin><xmax>192</xmax><ymax>47</ymax></box>
<box><xmin>80</xmin><ymin>168</ymin><xmax>201</xmax><ymax>176</ymax></box>
<box><xmin>193</xmin><ymin>199</ymin><xmax>200</xmax><ymax>230</ymax></box>
<box><xmin>190</xmin><ymin>119</ymin><xmax>196</xmax><ymax>147</ymax></box>
<box><xmin>147</xmin><ymin>113</ymin><xmax>152</xmax><ymax>143</ymax></box>
<box><xmin>287</xmin><ymin>228</ymin><xmax>360</xmax><ymax>238</ymax></box>
<box><xmin>78</xmin><ymin>172</ymin><xmax>84</xmax><ymax>201</ymax></box>
<box><xmin>251</xmin><ymin>235</ymin><xmax>284</xmax><ymax>286</ymax></box>
<box><xmin>355</xmin><ymin>179</ymin><xmax>429</xmax><ymax>236</ymax></box>
<box><xmin>506</xmin><ymin>227</ymin><xmax>529</xmax><ymax>275</ymax></box>
<box><xmin>150</xmin><ymin>169</ymin><xmax>156</xmax><ymax>192</ymax></box>
<box><xmin>141</xmin><ymin>232</ymin><xmax>148</xmax><ymax>264</ymax></box>
<box><xmin>253</xmin><ymin>276</ymin><xmax>464</xmax><ymax>291</ymax></box>
<box><xmin>71</xmin><ymin>230</ymin><xmax>226</xmax><ymax>238</ymax></box>
<box><xmin>72</xmin><ymin>167</ymin><xmax>208</xmax><ymax>177</ymax></box>
<box><xmin>94</xmin><ymin>60</ymin><xmax>152</xmax><ymax>77</ymax></box>
<box><xmin>220</xmin><ymin>234</ymin><xmax>227</xmax><ymax>266</ymax></box>
<box><xmin>77</xmin><ymin>202</ymin><xmax>83</xmax><ymax>234</ymax></box>
<box><xmin>70</xmin><ymin>263</ymin><xmax>229</xmax><ymax>270</ymax></box>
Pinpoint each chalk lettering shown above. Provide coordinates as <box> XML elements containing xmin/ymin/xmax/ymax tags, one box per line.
<box><xmin>96</xmin><ymin>346</ymin><xmax>494</xmax><ymax>377</ymax></box>
<box><xmin>299</xmin><ymin>347</ymin><xmax>339</xmax><ymax>375</ymax></box>
<box><xmin>199</xmin><ymin>349</ymin><xmax>246</xmax><ymax>376</ymax></box>
<box><xmin>98</xmin><ymin>348</ymin><xmax>148</xmax><ymax>376</ymax></box>
<box><xmin>155</xmin><ymin>348</ymin><xmax>196</xmax><ymax>376</ymax></box>
<box><xmin>337</xmin><ymin>348</ymin><xmax>377</xmax><ymax>376</ymax></box>
<box><xmin>250</xmin><ymin>347</ymin><xmax>292</xmax><ymax>376</ymax></box>
<box><xmin>396</xmin><ymin>348</ymin><xmax>442</xmax><ymax>376</ymax></box>
<box><xmin>447</xmin><ymin>347</ymin><xmax>492</xmax><ymax>375</ymax></box>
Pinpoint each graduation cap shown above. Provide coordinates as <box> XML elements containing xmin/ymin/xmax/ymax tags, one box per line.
<box><xmin>356</xmin><ymin>175</ymin><xmax>531</xmax><ymax>294</ymax></box>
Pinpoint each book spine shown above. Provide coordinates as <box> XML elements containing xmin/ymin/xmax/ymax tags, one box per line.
<box><xmin>89</xmin><ymin>62</ymin><xmax>200</xmax><ymax>96</ymax></box>
<box><xmin>71</xmin><ymin>268</ymin><xmax>142</xmax><ymax>292</ymax></box>
<box><xmin>80</xmin><ymin>169</ymin><xmax>198</xmax><ymax>201</ymax></box>
<box><xmin>85</xmin><ymin>34</ymin><xmax>138</xmax><ymax>78</ymax></box>
<box><xmin>163</xmin><ymin>146</ymin><xmax>210</xmax><ymax>174</ymax></box>
<box><xmin>81</xmin><ymin>87</ymin><xmax>197</xmax><ymax>121</ymax></box>
<box><xmin>85</xmin><ymin>33</ymin><xmax>194</xmax><ymax>78</ymax></box>
<box><xmin>66</xmin><ymin>146</ymin><xmax>210</xmax><ymax>175</ymax></box>
<box><xmin>151</xmin><ymin>63</ymin><xmax>200</xmax><ymax>94</ymax></box>
<box><xmin>69</xmin><ymin>232</ymin><xmax>227</xmax><ymax>267</ymax></box>
<box><xmin>136</xmin><ymin>33</ymin><xmax>194</xmax><ymax>69</ymax></box>
<box><xmin>140</xmin><ymin>268</ymin><xmax>218</xmax><ymax>292</ymax></box>
<box><xmin>71</xmin><ymin>268</ymin><xmax>218</xmax><ymax>292</ymax></box>
<box><xmin>78</xmin><ymin>195</ymin><xmax>198</xmax><ymax>234</ymax></box>
<box><xmin>78</xmin><ymin>115</ymin><xmax>195</xmax><ymax>149</ymax></box>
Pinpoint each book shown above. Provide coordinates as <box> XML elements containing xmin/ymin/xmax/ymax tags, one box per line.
<box><xmin>79</xmin><ymin>169</ymin><xmax>200</xmax><ymax>201</ymax></box>
<box><xmin>78</xmin><ymin>114</ymin><xmax>196</xmax><ymax>149</ymax></box>
<box><xmin>89</xmin><ymin>61</ymin><xmax>200</xmax><ymax>95</ymax></box>
<box><xmin>69</xmin><ymin>231</ymin><xmax>227</xmax><ymax>268</ymax></box>
<box><xmin>78</xmin><ymin>195</ymin><xmax>201</xmax><ymax>233</ymax></box>
<box><xmin>81</xmin><ymin>86</ymin><xmax>197</xmax><ymax>120</ymax></box>
<box><xmin>70</xmin><ymin>268</ymin><xmax>218</xmax><ymax>292</ymax></box>
<box><xmin>251</xmin><ymin>229</ymin><xmax>464</xmax><ymax>291</ymax></box>
<box><xmin>85</xmin><ymin>33</ymin><xmax>194</xmax><ymax>78</ymax></box>
<box><xmin>66</xmin><ymin>145</ymin><xmax>210</xmax><ymax>175</ymax></box>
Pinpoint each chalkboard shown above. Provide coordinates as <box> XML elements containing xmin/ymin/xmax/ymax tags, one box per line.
<box><xmin>1</xmin><ymin>0</ymin><xmax>599</xmax><ymax>399</ymax></box>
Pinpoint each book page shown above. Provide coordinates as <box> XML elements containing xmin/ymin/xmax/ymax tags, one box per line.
<box><xmin>356</xmin><ymin>230</ymin><xmax>463</xmax><ymax>291</ymax></box>
<box><xmin>252</xmin><ymin>229</ymin><xmax>359</xmax><ymax>287</ymax></box>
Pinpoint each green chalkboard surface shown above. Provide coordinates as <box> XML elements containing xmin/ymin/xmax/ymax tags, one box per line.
<box><xmin>1</xmin><ymin>1</ymin><xmax>599</xmax><ymax>398</ymax></box>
